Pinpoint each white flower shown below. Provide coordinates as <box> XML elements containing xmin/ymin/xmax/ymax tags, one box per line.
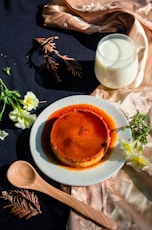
<box><xmin>126</xmin><ymin>153</ymin><xmax>149</xmax><ymax>172</ymax></box>
<box><xmin>23</xmin><ymin>91</ymin><xmax>39</xmax><ymax>111</ymax></box>
<box><xmin>120</xmin><ymin>138</ymin><xmax>149</xmax><ymax>171</ymax></box>
<box><xmin>120</xmin><ymin>139</ymin><xmax>134</xmax><ymax>156</ymax></box>
<box><xmin>9</xmin><ymin>108</ymin><xmax>36</xmax><ymax>130</ymax></box>
<box><xmin>0</xmin><ymin>129</ymin><xmax>9</xmax><ymax>140</ymax></box>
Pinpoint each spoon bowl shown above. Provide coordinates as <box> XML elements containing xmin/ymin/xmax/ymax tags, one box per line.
<box><xmin>7</xmin><ymin>160</ymin><xmax>117</xmax><ymax>230</ymax></box>
<box><xmin>8</xmin><ymin>161</ymin><xmax>36</xmax><ymax>187</ymax></box>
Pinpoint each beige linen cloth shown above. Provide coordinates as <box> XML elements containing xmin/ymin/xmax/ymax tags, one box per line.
<box><xmin>42</xmin><ymin>1</ymin><xmax>152</xmax><ymax>229</ymax></box>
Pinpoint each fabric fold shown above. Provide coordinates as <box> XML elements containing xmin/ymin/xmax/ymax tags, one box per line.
<box><xmin>42</xmin><ymin>1</ymin><xmax>134</xmax><ymax>34</ymax></box>
<box><xmin>42</xmin><ymin>0</ymin><xmax>152</xmax><ymax>34</ymax></box>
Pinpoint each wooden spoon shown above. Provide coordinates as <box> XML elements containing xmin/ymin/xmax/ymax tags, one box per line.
<box><xmin>7</xmin><ymin>160</ymin><xmax>117</xmax><ymax>230</ymax></box>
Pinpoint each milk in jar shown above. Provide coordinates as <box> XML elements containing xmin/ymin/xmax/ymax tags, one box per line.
<box><xmin>94</xmin><ymin>34</ymin><xmax>138</xmax><ymax>89</ymax></box>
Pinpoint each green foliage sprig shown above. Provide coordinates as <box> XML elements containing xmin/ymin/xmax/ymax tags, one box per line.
<box><xmin>124</xmin><ymin>110</ymin><xmax>151</xmax><ymax>152</ymax></box>
<box><xmin>120</xmin><ymin>110</ymin><xmax>151</xmax><ymax>171</ymax></box>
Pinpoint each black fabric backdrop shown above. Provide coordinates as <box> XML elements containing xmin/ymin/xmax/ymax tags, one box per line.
<box><xmin>0</xmin><ymin>1</ymin><xmax>102</xmax><ymax>229</ymax></box>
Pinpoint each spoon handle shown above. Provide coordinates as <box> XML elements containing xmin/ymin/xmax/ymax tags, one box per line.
<box><xmin>34</xmin><ymin>177</ymin><xmax>117</xmax><ymax>230</ymax></box>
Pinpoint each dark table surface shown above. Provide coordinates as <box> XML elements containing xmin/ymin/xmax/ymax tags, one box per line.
<box><xmin>0</xmin><ymin>1</ymin><xmax>104</xmax><ymax>229</ymax></box>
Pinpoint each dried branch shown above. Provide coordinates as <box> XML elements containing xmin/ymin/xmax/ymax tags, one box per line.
<box><xmin>0</xmin><ymin>189</ymin><xmax>42</xmax><ymax>220</ymax></box>
<box><xmin>27</xmin><ymin>36</ymin><xmax>83</xmax><ymax>82</ymax></box>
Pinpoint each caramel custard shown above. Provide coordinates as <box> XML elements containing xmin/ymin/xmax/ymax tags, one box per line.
<box><xmin>50</xmin><ymin>109</ymin><xmax>111</xmax><ymax>168</ymax></box>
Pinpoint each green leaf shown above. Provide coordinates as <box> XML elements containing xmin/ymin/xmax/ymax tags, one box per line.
<box><xmin>3</xmin><ymin>67</ymin><xmax>11</xmax><ymax>76</ymax></box>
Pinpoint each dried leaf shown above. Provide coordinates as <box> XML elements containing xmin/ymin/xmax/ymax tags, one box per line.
<box><xmin>0</xmin><ymin>189</ymin><xmax>42</xmax><ymax>220</ymax></box>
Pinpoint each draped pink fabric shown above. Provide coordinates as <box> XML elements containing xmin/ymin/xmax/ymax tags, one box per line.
<box><xmin>42</xmin><ymin>1</ymin><xmax>152</xmax><ymax>229</ymax></box>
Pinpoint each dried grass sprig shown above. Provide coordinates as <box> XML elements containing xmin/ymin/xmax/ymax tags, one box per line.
<box><xmin>0</xmin><ymin>189</ymin><xmax>42</xmax><ymax>220</ymax></box>
<box><xmin>27</xmin><ymin>36</ymin><xmax>82</xmax><ymax>82</ymax></box>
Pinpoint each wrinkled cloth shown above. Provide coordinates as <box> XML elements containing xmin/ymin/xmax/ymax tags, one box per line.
<box><xmin>42</xmin><ymin>1</ymin><xmax>152</xmax><ymax>229</ymax></box>
<box><xmin>42</xmin><ymin>0</ymin><xmax>152</xmax><ymax>34</ymax></box>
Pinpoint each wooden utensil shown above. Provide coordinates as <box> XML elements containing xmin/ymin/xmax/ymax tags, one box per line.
<box><xmin>7</xmin><ymin>160</ymin><xmax>117</xmax><ymax>229</ymax></box>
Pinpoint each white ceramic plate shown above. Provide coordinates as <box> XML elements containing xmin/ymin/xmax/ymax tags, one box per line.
<box><xmin>30</xmin><ymin>95</ymin><xmax>131</xmax><ymax>186</ymax></box>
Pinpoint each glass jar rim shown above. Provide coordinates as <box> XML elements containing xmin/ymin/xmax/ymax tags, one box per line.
<box><xmin>97</xmin><ymin>33</ymin><xmax>137</xmax><ymax>62</ymax></box>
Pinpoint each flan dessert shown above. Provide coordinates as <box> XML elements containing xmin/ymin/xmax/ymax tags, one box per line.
<box><xmin>50</xmin><ymin>109</ymin><xmax>111</xmax><ymax>168</ymax></box>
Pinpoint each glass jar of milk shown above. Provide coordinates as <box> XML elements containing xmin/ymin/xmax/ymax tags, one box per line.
<box><xmin>94</xmin><ymin>33</ymin><xmax>138</xmax><ymax>89</ymax></box>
